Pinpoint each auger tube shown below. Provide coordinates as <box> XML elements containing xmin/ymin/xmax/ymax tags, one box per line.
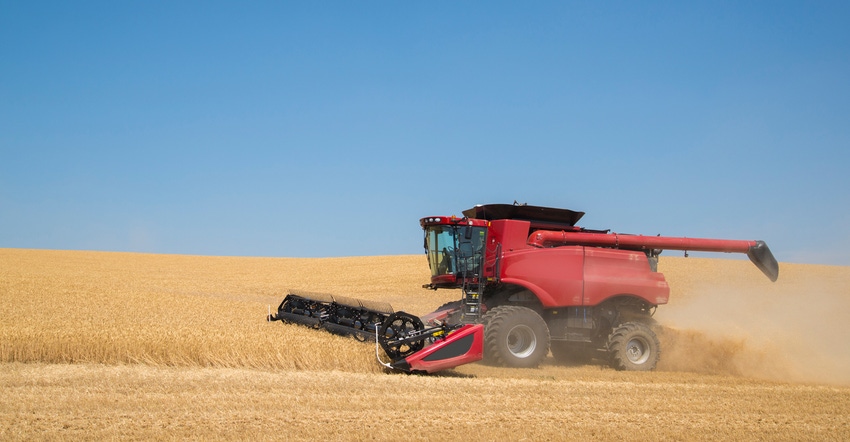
<box><xmin>528</xmin><ymin>230</ymin><xmax>779</xmax><ymax>281</ymax></box>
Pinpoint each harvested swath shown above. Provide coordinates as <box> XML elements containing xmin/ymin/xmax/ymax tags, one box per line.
<box><xmin>2</xmin><ymin>363</ymin><xmax>849</xmax><ymax>441</ymax></box>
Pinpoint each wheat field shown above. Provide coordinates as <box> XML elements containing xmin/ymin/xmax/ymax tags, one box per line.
<box><xmin>1</xmin><ymin>248</ymin><xmax>849</xmax><ymax>440</ymax></box>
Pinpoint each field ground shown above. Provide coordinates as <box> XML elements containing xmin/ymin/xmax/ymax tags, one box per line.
<box><xmin>2</xmin><ymin>249</ymin><xmax>849</xmax><ymax>440</ymax></box>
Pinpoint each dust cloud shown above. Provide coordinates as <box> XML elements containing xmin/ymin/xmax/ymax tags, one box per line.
<box><xmin>654</xmin><ymin>262</ymin><xmax>850</xmax><ymax>385</ymax></box>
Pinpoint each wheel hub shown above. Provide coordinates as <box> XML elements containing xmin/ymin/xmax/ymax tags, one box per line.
<box><xmin>625</xmin><ymin>337</ymin><xmax>650</xmax><ymax>365</ymax></box>
<box><xmin>506</xmin><ymin>324</ymin><xmax>537</xmax><ymax>358</ymax></box>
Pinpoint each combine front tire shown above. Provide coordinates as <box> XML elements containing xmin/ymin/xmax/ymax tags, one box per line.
<box><xmin>607</xmin><ymin>322</ymin><xmax>660</xmax><ymax>371</ymax></box>
<box><xmin>482</xmin><ymin>306</ymin><xmax>550</xmax><ymax>368</ymax></box>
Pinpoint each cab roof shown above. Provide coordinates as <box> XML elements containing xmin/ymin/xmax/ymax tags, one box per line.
<box><xmin>462</xmin><ymin>204</ymin><xmax>585</xmax><ymax>227</ymax></box>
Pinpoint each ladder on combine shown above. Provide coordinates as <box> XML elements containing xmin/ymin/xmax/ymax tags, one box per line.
<box><xmin>461</xmin><ymin>285</ymin><xmax>483</xmax><ymax>323</ymax></box>
<box><xmin>460</xmin><ymin>254</ymin><xmax>484</xmax><ymax>323</ymax></box>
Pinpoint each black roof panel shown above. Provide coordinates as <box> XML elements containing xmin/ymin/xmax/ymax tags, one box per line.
<box><xmin>462</xmin><ymin>204</ymin><xmax>584</xmax><ymax>226</ymax></box>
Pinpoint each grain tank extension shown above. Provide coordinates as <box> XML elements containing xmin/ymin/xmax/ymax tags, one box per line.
<box><xmin>269</xmin><ymin>203</ymin><xmax>778</xmax><ymax>373</ymax></box>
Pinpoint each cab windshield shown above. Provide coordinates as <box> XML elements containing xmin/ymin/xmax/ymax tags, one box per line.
<box><xmin>424</xmin><ymin>225</ymin><xmax>486</xmax><ymax>278</ymax></box>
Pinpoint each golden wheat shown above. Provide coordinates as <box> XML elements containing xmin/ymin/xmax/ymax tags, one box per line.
<box><xmin>2</xmin><ymin>362</ymin><xmax>848</xmax><ymax>441</ymax></box>
<box><xmin>1</xmin><ymin>248</ymin><xmax>849</xmax><ymax>440</ymax></box>
<box><xmin>0</xmin><ymin>250</ymin><xmax>452</xmax><ymax>371</ymax></box>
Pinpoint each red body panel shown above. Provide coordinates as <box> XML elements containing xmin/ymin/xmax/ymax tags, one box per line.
<box><xmin>499</xmin><ymin>244</ymin><xmax>669</xmax><ymax>307</ymax></box>
<box><xmin>487</xmin><ymin>219</ymin><xmax>532</xmax><ymax>253</ymax></box>
<box><xmin>485</xmin><ymin>218</ymin><xmax>671</xmax><ymax>307</ymax></box>
<box><xmin>397</xmin><ymin>324</ymin><xmax>484</xmax><ymax>373</ymax></box>
<box><xmin>582</xmin><ymin>247</ymin><xmax>669</xmax><ymax>306</ymax></box>
<box><xmin>499</xmin><ymin>247</ymin><xmax>585</xmax><ymax>307</ymax></box>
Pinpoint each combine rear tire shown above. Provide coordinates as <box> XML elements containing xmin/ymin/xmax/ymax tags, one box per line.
<box><xmin>482</xmin><ymin>306</ymin><xmax>550</xmax><ymax>368</ymax></box>
<box><xmin>607</xmin><ymin>322</ymin><xmax>660</xmax><ymax>371</ymax></box>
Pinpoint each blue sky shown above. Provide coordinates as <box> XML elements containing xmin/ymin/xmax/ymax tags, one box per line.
<box><xmin>1</xmin><ymin>2</ymin><xmax>848</xmax><ymax>265</ymax></box>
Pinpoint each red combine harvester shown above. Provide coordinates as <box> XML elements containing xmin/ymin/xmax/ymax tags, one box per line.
<box><xmin>269</xmin><ymin>203</ymin><xmax>779</xmax><ymax>373</ymax></box>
